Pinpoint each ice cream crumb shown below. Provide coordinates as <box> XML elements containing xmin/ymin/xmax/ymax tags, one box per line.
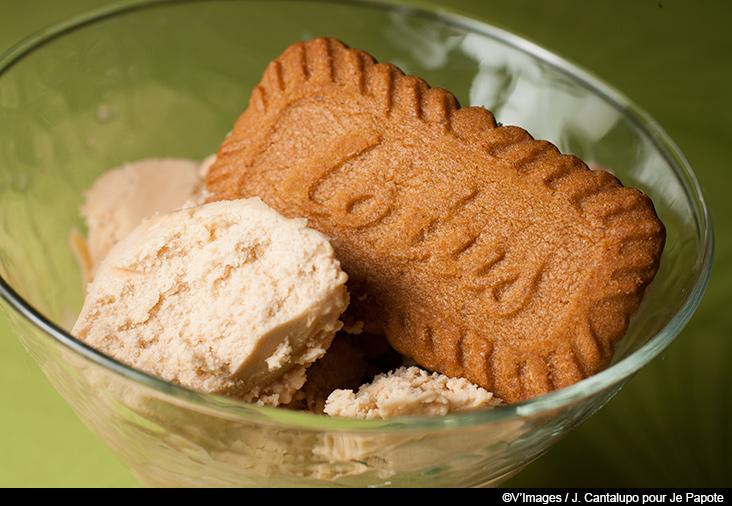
<box><xmin>324</xmin><ymin>366</ymin><xmax>502</xmax><ymax>419</ymax></box>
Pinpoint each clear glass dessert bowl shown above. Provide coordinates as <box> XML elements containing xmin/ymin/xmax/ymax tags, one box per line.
<box><xmin>0</xmin><ymin>0</ymin><xmax>713</xmax><ymax>488</ymax></box>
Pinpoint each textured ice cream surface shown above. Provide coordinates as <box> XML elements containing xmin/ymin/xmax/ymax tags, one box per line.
<box><xmin>76</xmin><ymin>157</ymin><xmax>211</xmax><ymax>280</ymax></box>
<box><xmin>324</xmin><ymin>366</ymin><xmax>502</xmax><ymax>419</ymax></box>
<box><xmin>72</xmin><ymin>197</ymin><xmax>349</xmax><ymax>406</ymax></box>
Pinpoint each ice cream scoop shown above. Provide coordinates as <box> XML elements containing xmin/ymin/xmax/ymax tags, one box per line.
<box><xmin>72</xmin><ymin>197</ymin><xmax>349</xmax><ymax>406</ymax></box>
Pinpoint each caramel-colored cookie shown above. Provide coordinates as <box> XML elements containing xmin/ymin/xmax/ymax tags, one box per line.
<box><xmin>206</xmin><ymin>37</ymin><xmax>666</xmax><ymax>403</ymax></box>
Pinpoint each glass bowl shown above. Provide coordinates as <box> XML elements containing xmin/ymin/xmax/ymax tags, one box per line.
<box><xmin>0</xmin><ymin>0</ymin><xmax>712</xmax><ymax>488</ymax></box>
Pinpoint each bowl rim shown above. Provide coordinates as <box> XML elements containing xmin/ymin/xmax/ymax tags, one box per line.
<box><xmin>0</xmin><ymin>0</ymin><xmax>715</xmax><ymax>431</ymax></box>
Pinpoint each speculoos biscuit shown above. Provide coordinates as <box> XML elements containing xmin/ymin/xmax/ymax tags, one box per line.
<box><xmin>205</xmin><ymin>37</ymin><xmax>666</xmax><ymax>403</ymax></box>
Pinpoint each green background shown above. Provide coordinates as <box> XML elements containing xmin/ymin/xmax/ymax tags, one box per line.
<box><xmin>0</xmin><ymin>0</ymin><xmax>729</xmax><ymax>488</ymax></box>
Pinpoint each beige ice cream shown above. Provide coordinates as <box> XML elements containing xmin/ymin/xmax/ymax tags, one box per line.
<box><xmin>71</xmin><ymin>197</ymin><xmax>349</xmax><ymax>406</ymax></box>
<box><xmin>324</xmin><ymin>366</ymin><xmax>502</xmax><ymax>419</ymax></box>
<box><xmin>74</xmin><ymin>157</ymin><xmax>212</xmax><ymax>281</ymax></box>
